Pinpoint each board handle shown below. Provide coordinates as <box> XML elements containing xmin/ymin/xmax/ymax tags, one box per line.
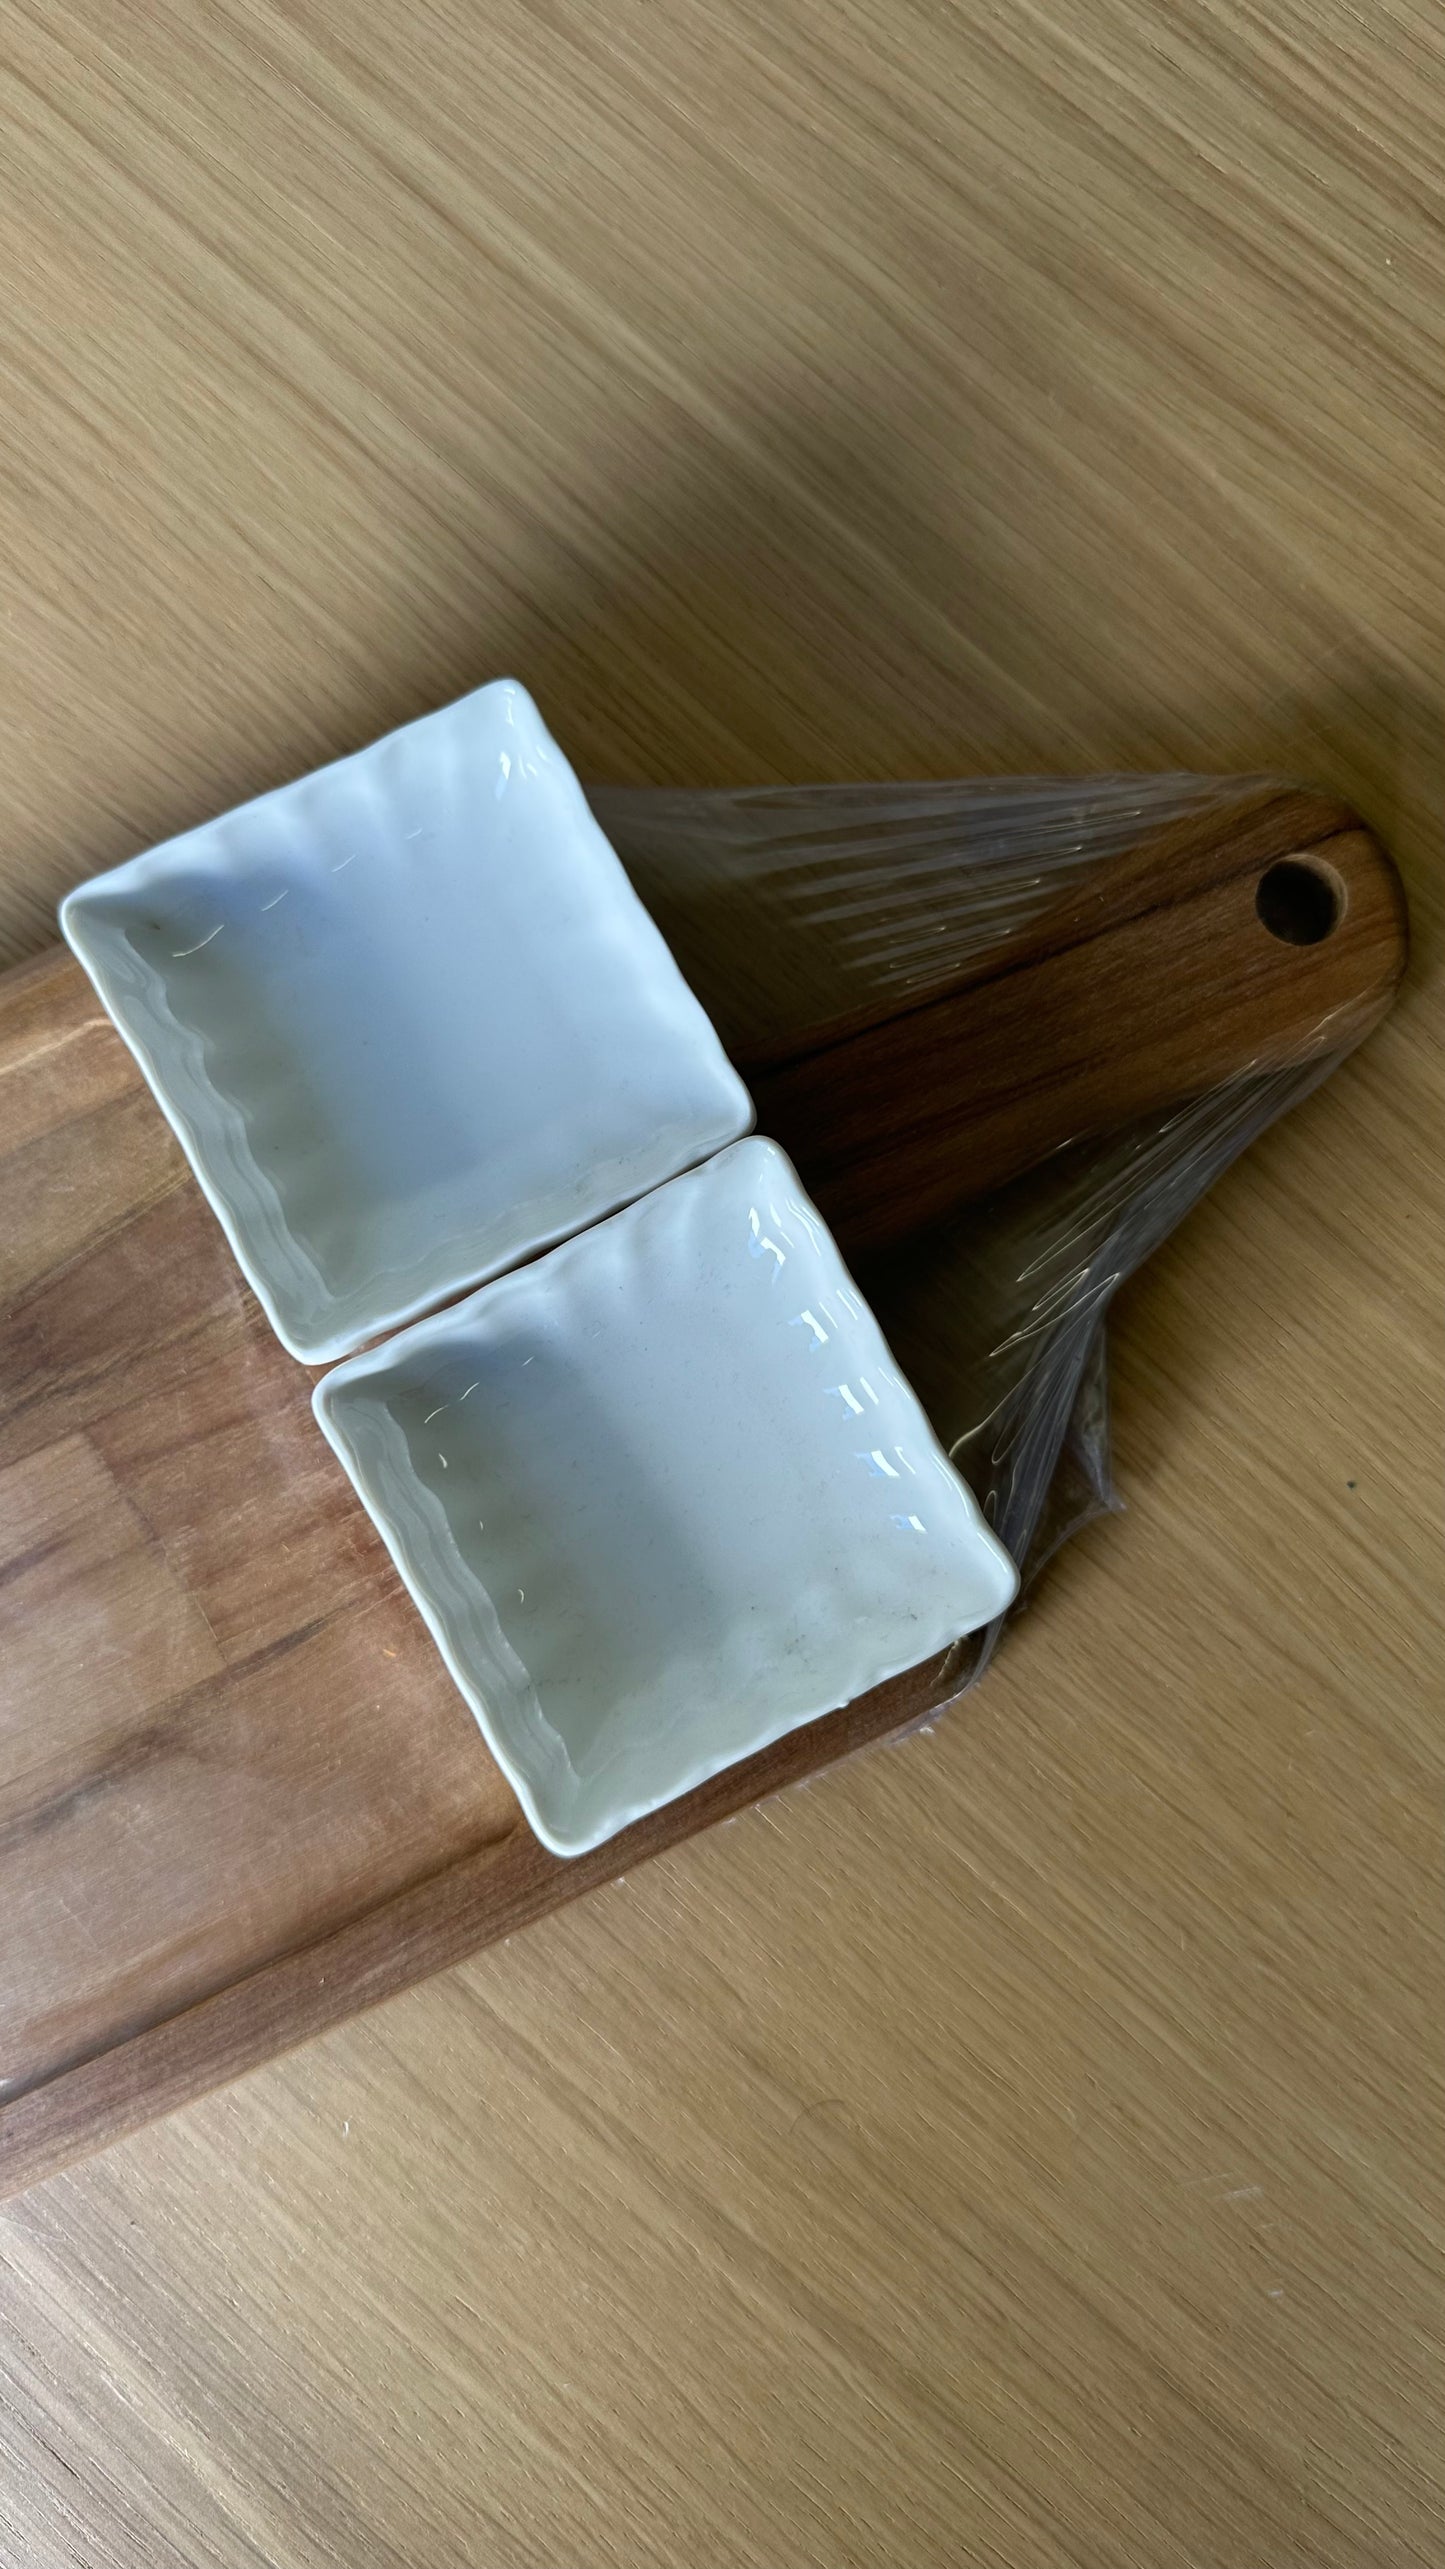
<box><xmin>751</xmin><ymin>786</ymin><xmax>1409</xmax><ymax>1252</ymax></box>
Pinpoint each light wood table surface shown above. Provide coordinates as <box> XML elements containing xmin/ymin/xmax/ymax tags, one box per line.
<box><xmin>1</xmin><ymin>3</ymin><xmax>1441</xmax><ymax>2562</ymax></box>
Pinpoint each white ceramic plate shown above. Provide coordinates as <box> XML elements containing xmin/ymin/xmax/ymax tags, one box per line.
<box><xmin>314</xmin><ymin>1137</ymin><xmax>1019</xmax><ymax>1855</ymax></box>
<box><xmin>60</xmin><ymin>682</ymin><xmax>752</xmax><ymax>1362</ymax></box>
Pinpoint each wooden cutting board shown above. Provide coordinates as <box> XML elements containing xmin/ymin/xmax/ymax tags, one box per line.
<box><xmin>0</xmin><ymin>787</ymin><xmax>1406</xmax><ymax>2195</ymax></box>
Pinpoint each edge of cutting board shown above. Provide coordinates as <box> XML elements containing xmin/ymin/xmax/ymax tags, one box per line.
<box><xmin>0</xmin><ymin>1609</ymin><xmax>954</xmax><ymax>2198</ymax></box>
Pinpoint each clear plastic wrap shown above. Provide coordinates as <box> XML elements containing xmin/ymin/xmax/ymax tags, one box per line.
<box><xmin>593</xmin><ymin>776</ymin><xmax>1374</xmax><ymax>1702</ymax></box>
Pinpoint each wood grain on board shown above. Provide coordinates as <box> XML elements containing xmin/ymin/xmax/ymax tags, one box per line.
<box><xmin>9</xmin><ymin>773</ymin><xmax>1403</xmax><ymax>2196</ymax></box>
<box><xmin>0</xmin><ymin>946</ymin><xmax>958</xmax><ymax>2189</ymax></box>
<box><xmin>0</xmin><ymin>0</ymin><xmax>1442</xmax><ymax>2564</ymax></box>
<box><xmin>752</xmin><ymin>789</ymin><xmax>1406</xmax><ymax>1245</ymax></box>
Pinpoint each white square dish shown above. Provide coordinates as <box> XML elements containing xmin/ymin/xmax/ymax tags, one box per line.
<box><xmin>60</xmin><ymin>682</ymin><xmax>752</xmax><ymax>1362</ymax></box>
<box><xmin>313</xmin><ymin>1137</ymin><xmax>1019</xmax><ymax>1855</ymax></box>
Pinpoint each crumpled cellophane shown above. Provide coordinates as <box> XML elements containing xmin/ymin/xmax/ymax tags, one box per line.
<box><xmin>593</xmin><ymin>775</ymin><xmax>1358</xmax><ymax>1702</ymax></box>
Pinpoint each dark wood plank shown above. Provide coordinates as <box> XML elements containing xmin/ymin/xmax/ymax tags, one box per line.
<box><xmin>0</xmin><ymin>1648</ymin><xmax>952</xmax><ymax>2201</ymax></box>
<box><xmin>0</xmin><ymin>780</ymin><xmax>1407</xmax><ymax>2189</ymax></box>
<box><xmin>0</xmin><ymin>947</ymin><xmax>968</xmax><ymax>2191</ymax></box>
<box><xmin>754</xmin><ymin>794</ymin><xmax>1408</xmax><ymax>1248</ymax></box>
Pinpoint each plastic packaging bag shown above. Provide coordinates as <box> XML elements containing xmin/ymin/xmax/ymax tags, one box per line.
<box><xmin>593</xmin><ymin>776</ymin><xmax>1367</xmax><ymax>1701</ymax></box>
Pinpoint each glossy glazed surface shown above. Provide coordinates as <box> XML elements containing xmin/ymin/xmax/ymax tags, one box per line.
<box><xmin>60</xmin><ymin>682</ymin><xmax>751</xmax><ymax>1361</ymax></box>
<box><xmin>314</xmin><ymin>1137</ymin><xmax>1018</xmax><ymax>1854</ymax></box>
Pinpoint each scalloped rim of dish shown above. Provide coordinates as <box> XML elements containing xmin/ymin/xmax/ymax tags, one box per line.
<box><xmin>59</xmin><ymin>681</ymin><xmax>754</xmax><ymax>1363</ymax></box>
<box><xmin>313</xmin><ymin>1138</ymin><xmax>1020</xmax><ymax>1856</ymax></box>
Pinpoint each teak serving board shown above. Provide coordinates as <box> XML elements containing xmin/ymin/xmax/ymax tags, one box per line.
<box><xmin>0</xmin><ymin>789</ymin><xmax>1406</xmax><ymax>2195</ymax></box>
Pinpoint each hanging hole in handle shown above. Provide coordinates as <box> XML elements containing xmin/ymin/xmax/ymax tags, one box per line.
<box><xmin>1256</xmin><ymin>856</ymin><xmax>1346</xmax><ymax>946</ymax></box>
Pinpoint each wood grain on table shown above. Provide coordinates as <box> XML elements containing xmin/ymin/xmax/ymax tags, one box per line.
<box><xmin>0</xmin><ymin>2</ymin><xmax>1441</xmax><ymax>2565</ymax></box>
